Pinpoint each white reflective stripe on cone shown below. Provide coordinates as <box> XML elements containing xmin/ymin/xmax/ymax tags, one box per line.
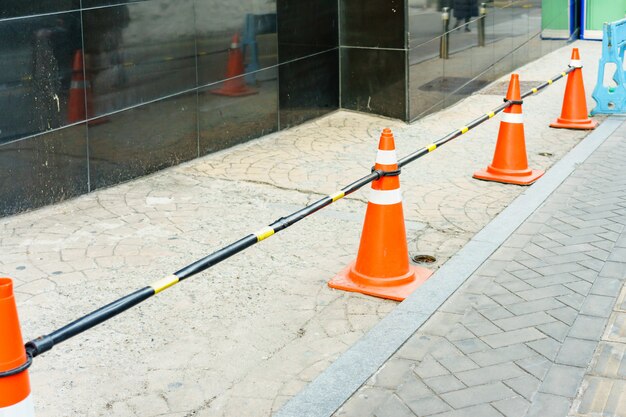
<box><xmin>368</xmin><ymin>188</ymin><xmax>402</xmax><ymax>205</ymax></box>
<box><xmin>375</xmin><ymin>150</ymin><xmax>398</xmax><ymax>165</ymax></box>
<box><xmin>0</xmin><ymin>394</ymin><xmax>35</xmax><ymax>417</ymax></box>
<box><xmin>570</xmin><ymin>59</ymin><xmax>582</xmax><ymax>68</ymax></box>
<box><xmin>500</xmin><ymin>112</ymin><xmax>524</xmax><ymax>124</ymax></box>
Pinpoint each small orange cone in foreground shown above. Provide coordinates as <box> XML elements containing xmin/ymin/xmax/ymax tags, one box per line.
<box><xmin>0</xmin><ymin>278</ymin><xmax>35</xmax><ymax>416</ymax></box>
<box><xmin>212</xmin><ymin>33</ymin><xmax>258</xmax><ymax>97</ymax></box>
<box><xmin>329</xmin><ymin>129</ymin><xmax>432</xmax><ymax>301</ymax></box>
<box><xmin>550</xmin><ymin>48</ymin><xmax>597</xmax><ymax>130</ymax></box>
<box><xmin>473</xmin><ymin>74</ymin><xmax>544</xmax><ymax>185</ymax></box>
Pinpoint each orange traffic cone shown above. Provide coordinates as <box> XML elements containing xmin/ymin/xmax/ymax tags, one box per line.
<box><xmin>212</xmin><ymin>33</ymin><xmax>258</xmax><ymax>97</ymax></box>
<box><xmin>68</xmin><ymin>50</ymin><xmax>87</xmax><ymax>123</ymax></box>
<box><xmin>68</xmin><ymin>50</ymin><xmax>108</xmax><ymax>126</ymax></box>
<box><xmin>550</xmin><ymin>48</ymin><xmax>597</xmax><ymax>130</ymax></box>
<box><xmin>328</xmin><ymin>129</ymin><xmax>432</xmax><ymax>301</ymax></box>
<box><xmin>473</xmin><ymin>74</ymin><xmax>544</xmax><ymax>185</ymax></box>
<box><xmin>0</xmin><ymin>278</ymin><xmax>35</xmax><ymax>416</ymax></box>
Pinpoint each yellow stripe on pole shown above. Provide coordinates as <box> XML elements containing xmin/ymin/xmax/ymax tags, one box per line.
<box><xmin>561</xmin><ymin>72</ymin><xmax>566</xmax><ymax>77</ymax></box>
<box><xmin>255</xmin><ymin>227</ymin><xmax>275</xmax><ymax>241</ymax></box>
<box><xmin>486</xmin><ymin>111</ymin><xmax>495</xmax><ymax>118</ymax></box>
<box><xmin>460</xmin><ymin>126</ymin><xmax>469</xmax><ymax>134</ymax></box>
<box><xmin>330</xmin><ymin>191</ymin><xmax>345</xmax><ymax>202</ymax></box>
<box><xmin>547</xmin><ymin>79</ymin><xmax>553</xmax><ymax>85</ymax></box>
<box><xmin>427</xmin><ymin>143</ymin><xmax>437</xmax><ymax>152</ymax></box>
<box><xmin>150</xmin><ymin>274</ymin><xmax>179</xmax><ymax>294</ymax></box>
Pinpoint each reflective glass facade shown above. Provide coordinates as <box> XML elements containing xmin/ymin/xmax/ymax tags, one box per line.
<box><xmin>0</xmin><ymin>0</ymin><xmax>566</xmax><ymax>216</ymax></box>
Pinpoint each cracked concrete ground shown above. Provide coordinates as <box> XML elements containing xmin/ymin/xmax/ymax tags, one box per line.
<box><xmin>0</xmin><ymin>40</ymin><xmax>603</xmax><ymax>416</ymax></box>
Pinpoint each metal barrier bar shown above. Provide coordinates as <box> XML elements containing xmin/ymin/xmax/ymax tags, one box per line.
<box><xmin>14</xmin><ymin>65</ymin><xmax>576</xmax><ymax>369</ymax></box>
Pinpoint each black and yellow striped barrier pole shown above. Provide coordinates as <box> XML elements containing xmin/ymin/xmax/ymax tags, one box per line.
<box><xmin>18</xmin><ymin>66</ymin><xmax>576</xmax><ymax>366</ymax></box>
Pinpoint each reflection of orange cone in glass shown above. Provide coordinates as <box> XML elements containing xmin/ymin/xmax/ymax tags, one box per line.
<box><xmin>0</xmin><ymin>278</ymin><xmax>35</xmax><ymax>416</ymax></box>
<box><xmin>550</xmin><ymin>48</ymin><xmax>597</xmax><ymax>130</ymax></box>
<box><xmin>473</xmin><ymin>74</ymin><xmax>544</xmax><ymax>185</ymax></box>
<box><xmin>329</xmin><ymin>129</ymin><xmax>432</xmax><ymax>301</ymax></box>
<box><xmin>212</xmin><ymin>33</ymin><xmax>258</xmax><ymax>97</ymax></box>
<box><xmin>67</xmin><ymin>50</ymin><xmax>87</xmax><ymax>123</ymax></box>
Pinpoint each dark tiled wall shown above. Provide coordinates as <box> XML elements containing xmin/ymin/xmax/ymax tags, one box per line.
<box><xmin>0</xmin><ymin>0</ymin><xmax>338</xmax><ymax>217</ymax></box>
<box><xmin>339</xmin><ymin>0</ymin><xmax>407</xmax><ymax>120</ymax></box>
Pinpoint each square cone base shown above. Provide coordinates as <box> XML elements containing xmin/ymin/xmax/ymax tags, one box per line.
<box><xmin>473</xmin><ymin>168</ymin><xmax>544</xmax><ymax>186</ymax></box>
<box><xmin>328</xmin><ymin>261</ymin><xmax>433</xmax><ymax>301</ymax></box>
<box><xmin>549</xmin><ymin>118</ymin><xmax>598</xmax><ymax>130</ymax></box>
<box><xmin>210</xmin><ymin>87</ymin><xmax>258</xmax><ymax>97</ymax></box>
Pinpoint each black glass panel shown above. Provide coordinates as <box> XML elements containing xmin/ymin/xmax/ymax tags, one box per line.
<box><xmin>82</xmin><ymin>0</ymin><xmax>151</xmax><ymax>8</ymax></box>
<box><xmin>198</xmin><ymin>67</ymin><xmax>277</xmax><ymax>155</ymax></box>
<box><xmin>0</xmin><ymin>0</ymin><xmax>80</xmax><ymax>19</ymax></box>
<box><xmin>88</xmin><ymin>91</ymin><xmax>198</xmax><ymax>189</ymax></box>
<box><xmin>277</xmin><ymin>0</ymin><xmax>338</xmax><ymax>62</ymax></box>
<box><xmin>0</xmin><ymin>125</ymin><xmax>88</xmax><ymax>217</ymax></box>
<box><xmin>341</xmin><ymin>0</ymin><xmax>404</xmax><ymax>48</ymax></box>
<box><xmin>279</xmin><ymin>49</ymin><xmax>338</xmax><ymax>129</ymax></box>
<box><xmin>0</xmin><ymin>12</ymin><xmax>82</xmax><ymax>142</ymax></box>
<box><xmin>409</xmin><ymin>37</ymin><xmax>444</xmax><ymax>121</ymax></box>
<box><xmin>195</xmin><ymin>0</ymin><xmax>278</xmax><ymax>86</ymax></box>
<box><xmin>341</xmin><ymin>47</ymin><xmax>406</xmax><ymax>120</ymax></box>
<box><xmin>82</xmin><ymin>2</ymin><xmax>196</xmax><ymax>118</ymax></box>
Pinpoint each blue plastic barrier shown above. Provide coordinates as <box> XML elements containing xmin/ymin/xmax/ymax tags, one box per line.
<box><xmin>591</xmin><ymin>18</ymin><xmax>626</xmax><ymax>115</ymax></box>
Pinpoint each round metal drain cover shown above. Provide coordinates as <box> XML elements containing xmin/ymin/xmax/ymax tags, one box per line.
<box><xmin>412</xmin><ymin>254</ymin><xmax>437</xmax><ymax>264</ymax></box>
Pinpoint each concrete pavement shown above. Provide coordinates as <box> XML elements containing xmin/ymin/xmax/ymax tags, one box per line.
<box><xmin>1</xmin><ymin>39</ymin><xmax>621</xmax><ymax>417</ymax></box>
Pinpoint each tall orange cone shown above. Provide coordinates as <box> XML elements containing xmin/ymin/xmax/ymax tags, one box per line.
<box><xmin>67</xmin><ymin>50</ymin><xmax>87</xmax><ymax>123</ymax></box>
<box><xmin>473</xmin><ymin>74</ymin><xmax>544</xmax><ymax>185</ymax></box>
<box><xmin>0</xmin><ymin>278</ymin><xmax>35</xmax><ymax>416</ymax></box>
<box><xmin>328</xmin><ymin>129</ymin><xmax>432</xmax><ymax>301</ymax></box>
<box><xmin>211</xmin><ymin>33</ymin><xmax>258</xmax><ymax>97</ymax></box>
<box><xmin>550</xmin><ymin>48</ymin><xmax>597</xmax><ymax>130</ymax></box>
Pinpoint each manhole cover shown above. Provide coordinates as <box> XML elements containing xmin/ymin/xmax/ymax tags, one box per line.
<box><xmin>477</xmin><ymin>81</ymin><xmax>544</xmax><ymax>96</ymax></box>
<box><xmin>419</xmin><ymin>76</ymin><xmax>490</xmax><ymax>94</ymax></box>
<box><xmin>412</xmin><ymin>254</ymin><xmax>437</xmax><ymax>264</ymax></box>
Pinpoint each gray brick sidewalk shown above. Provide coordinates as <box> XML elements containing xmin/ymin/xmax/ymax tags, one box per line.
<box><xmin>331</xmin><ymin>124</ymin><xmax>626</xmax><ymax>417</ymax></box>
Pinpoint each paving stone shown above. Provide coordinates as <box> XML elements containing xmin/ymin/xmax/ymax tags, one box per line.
<box><xmin>479</xmin><ymin>306</ymin><xmax>515</xmax><ymax>321</ymax></box>
<box><xmin>539</xmin><ymin>364</ymin><xmax>586</xmax><ymax>397</ymax></box>
<box><xmin>526</xmin><ymin>338</ymin><xmax>561</xmax><ymax>361</ymax></box>
<box><xmin>481</xmin><ymin>328</ymin><xmax>546</xmax><ymax>349</ymax></box>
<box><xmin>414</xmin><ymin>356</ymin><xmax>450</xmax><ymax>379</ymax></box>
<box><xmin>599</xmin><ymin>261</ymin><xmax>626</xmax><ymax>279</ymax></box>
<box><xmin>573</xmin><ymin>376</ymin><xmax>626</xmax><ymax>417</ymax></box>
<box><xmin>424</xmin><ymin>404</ymin><xmax>504</xmax><ymax>417</ymax></box>
<box><xmin>463</xmin><ymin>318</ymin><xmax>502</xmax><ymax>337</ymax></box>
<box><xmin>506</xmin><ymin>298</ymin><xmax>566</xmax><ymax>316</ymax></box>
<box><xmin>396</xmin><ymin>335</ymin><xmax>440</xmax><ymax>361</ymax></box>
<box><xmin>515</xmin><ymin>285</ymin><xmax>573</xmax><ymax>302</ymax></box>
<box><xmin>604</xmin><ymin>312</ymin><xmax>626</xmax><ymax>343</ymax></box>
<box><xmin>569</xmin><ymin>315</ymin><xmax>608</xmax><ymax>341</ymax></box>
<box><xmin>549</xmin><ymin>243</ymin><xmax>598</xmax><ymax>256</ymax></box>
<box><xmin>555</xmin><ymin>338</ymin><xmax>598</xmax><ymax>368</ymax></box>
<box><xmin>536</xmin><ymin>321</ymin><xmax>570</xmax><ymax>342</ymax></box>
<box><xmin>469</xmin><ymin>344</ymin><xmax>536</xmax><ymax>367</ymax></box>
<box><xmin>403</xmin><ymin>394</ymin><xmax>451</xmax><ymax>416</ymax></box>
<box><xmin>589</xmin><ymin>342</ymin><xmax>626</xmax><ymax>379</ymax></box>
<box><xmin>590</xmin><ymin>278</ymin><xmax>624</xmax><ymax>297</ymax></box>
<box><xmin>335</xmin><ymin>385</ymin><xmax>388</xmax><ymax>417</ymax></box>
<box><xmin>525</xmin><ymin>393</ymin><xmax>572</xmax><ymax>417</ymax></box>
<box><xmin>534</xmin><ymin>262</ymin><xmax>587</xmax><ymax>276</ymax></box>
<box><xmin>493</xmin><ymin>312</ymin><xmax>555</xmax><ymax>331</ymax></box>
<box><xmin>525</xmin><ymin>273</ymin><xmax>579</xmax><ymax>288</ymax></box>
<box><xmin>617</xmin><ymin>285</ymin><xmax>626</xmax><ymax>312</ymax></box>
<box><xmin>423</xmin><ymin>375</ymin><xmax>466</xmax><ymax>394</ymax></box>
<box><xmin>452</xmin><ymin>338</ymin><xmax>490</xmax><ymax>355</ymax></box>
<box><xmin>455</xmin><ymin>363</ymin><xmax>526</xmax><ymax>387</ymax></box>
<box><xmin>515</xmin><ymin>356</ymin><xmax>551</xmax><ymax>380</ymax></box>
<box><xmin>490</xmin><ymin>396</ymin><xmax>530</xmax><ymax>417</ymax></box>
<box><xmin>477</xmin><ymin>260</ymin><xmax>511</xmax><ymax>277</ymax></box>
<box><xmin>502</xmin><ymin>375</ymin><xmax>541</xmax><ymax>400</ymax></box>
<box><xmin>519</xmin><ymin>252</ymin><xmax>591</xmax><ymax>269</ymax></box>
<box><xmin>429</xmin><ymin>339</ymin><xmax>465</xmax><ymax>361</ymax></box>
<box><xmin>545</xmin><ymin>306</ymin><xmax>578</xmax><ymax>326</ymax></box>
<box><xmin>564</xmin><ymin>280</ymin><xmax>592</xmax><ymax>296</ymax></box>
<box><xmin>490</xmin><ymin>293</ymin><xmax>525</xmax><ymax>306</ymax></box>
<box><xmin>396</xmin><ymin>376</ymin><xmax>432</xmax><ymax>403</ymax></box>
<box><xmin>440</xmin><ymin>382</ymin><xmax>516</xmax><ymax>409</ymax></box>
<box><xmin>372</xmin><ymin>358</ymin><xmax>417</xmax><ymax>389</ymax></box>
<box><xmin>580</xmin><ymin>294</ymin><xmax>617</xmax><ymax>318</ymax></box>
<box><xmin>438</xmin><ymin>355</ymin><xmax>480</xmax><ymax>373</ymax></box>
<box><xmin>573</xmin><ymin>269</ymin><xmax>600</xmax><ymax>283</ymax></box>
<box><xmin>419</xmin><ymin>313</ymin><xmax>464</xmax><ymax>337</ymax></box>
<box><xmin>556</xmin><ymin>293</ymin><xmax>586</xmax><ymax>310</ymax></box>
<box><xmin>373</xmin><ymin>394</ymin><xmax>415</xmax><ymax>417</ymax></box>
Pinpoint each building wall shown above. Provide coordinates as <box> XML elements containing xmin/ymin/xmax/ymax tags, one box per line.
<box><xmin>0</xmin><ymin>0</ymin><xmax>338</xmax><ymax>217</ymax></box>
